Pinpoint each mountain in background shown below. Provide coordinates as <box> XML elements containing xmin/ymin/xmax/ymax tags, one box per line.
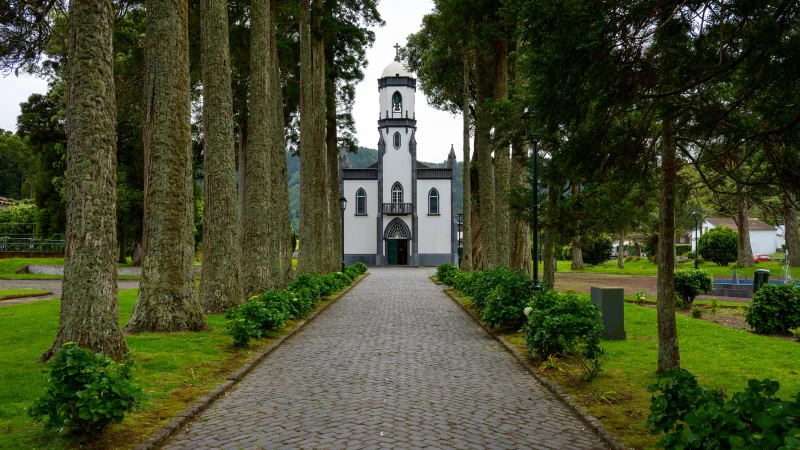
<box><xmin>287</xmin><ymin>146</ymin><xmax>463</xmax><ymax>231</ymax></box>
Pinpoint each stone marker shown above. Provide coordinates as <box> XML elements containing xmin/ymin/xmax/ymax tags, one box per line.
<box><xmin>590</xmin><ymin>287</ymin><xmax>626</xmax><ymax>340</ymax></box>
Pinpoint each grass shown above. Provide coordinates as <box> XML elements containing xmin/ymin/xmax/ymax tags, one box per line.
<box><xmin>0</xmin><ymin>280</ymin><xmax>359</xmax><ymax>450</ymax></box>
<box><xmin>0</xmin><ymin>258</ymin><xmax>139</xmax><ymax>280</ymax></box>
<box><xmin>449</xmin><ymin>290</ymin><xmax>800</xmax><ymax>450</ymax></box>
<box><xmin>545</xmin><ymin>258</ymin><xmax>800</xmax><ymax>278</ymax></box>
<box><xmin>0</xmin><ymin>288</ymin><xmax>51</xmax><ymax>299</ymax></box>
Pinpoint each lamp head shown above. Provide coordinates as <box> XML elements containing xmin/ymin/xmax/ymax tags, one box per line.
<box><xmin>456</xmin><ymin>212</ymin><xmax>463</xmax><ymax>224</ymax></box>
<box><xmin>339</xmin><ymin>196</ymin><xmax>347</xmax><ymax>211</ymax></box>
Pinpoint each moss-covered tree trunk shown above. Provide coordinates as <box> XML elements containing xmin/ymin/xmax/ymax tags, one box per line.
<box><xmin>199</xmin><ymin>0</ymin><xmax>243</xmax><ymax>312</ymax></box>
<box><xmin>475</xmin><ymin>50</ymin><xmax>495</xmax><ymax>270</ymax></box>
<box><xmin>542</xmin><ymin>179</ymin><xmax>559</xmax><ymax>290</ymax></box>
<box><xmin>459</xmin><ymin>52</ymin><xmax>473</xmax><ymax>272</ymax></box>
<box><xmin>656</xmin><ymin>118</ymin><xmax>680</xmax><ymax>372</ymax></box>
<box><xmin>617</xmin><ymin>230</ymin><xmax>625</xmax><ymax>269</ymax></box>
<box><xmin>735</xmin><ymin>186</ymin><xmax>754</xmax><ymax>267</ymax></box>
<box><xmin>569</xmin><ymin>180</ymin><xmax>585</xmax><ymax>270</ymax></box>
<box><xmin>509</xmin><ymin>138</ymin><xmax>530</xmax><ymax>275</ymax></box>
<box><xmin>312</xmin><ymin>0</ymin><xmax>330</xmax><ymax>272</ymax></box>
<box><xmin>784</xmin><ymin>191</ymin><xmax>800</xmax><ymax>267</ymax></box>
<box><xmin>125</xmin><ymin>0</ymin><xmax>207</xmax><ymax>333</ymax></box>
<box><xmin>118</xmin><ymin>228</ymin><xmax>127</xmax><ymax>264</ymax></box>
<box><xmin>42</xmin><ymin>0</ymin><xmax>129</xmax><ymax>362</ymax></box>
<box><xmin>493</xmin><ymin>39</ymin><xmax>511</xmax><ymax>267</ymax></box>
<box><xmin>324</xmin><ymin>0</ymin><xmax>339</xmax><ymax>273</ymax></box>
<box><xmin>267</xmin><ymin>0</ymin><xmax>293</xmax><ymax>286</ymax></box>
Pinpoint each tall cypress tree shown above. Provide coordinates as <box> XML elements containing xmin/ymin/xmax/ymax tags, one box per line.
<box><xmin>41</xmin><ymin>0</ymin><xmax>128</xmax><ymax>361</ymax></box>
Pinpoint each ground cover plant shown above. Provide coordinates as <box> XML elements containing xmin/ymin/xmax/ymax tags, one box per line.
<box><xmin>435</xmin><ymin>263</ymin><xmax>459</xmax><ymax>286</ymax></box>
<box><xmin>646</xmin><ymin>368</ymin><xmax>800</xmax><ymax>449</ymax></box>
<box><xmin>746</xmin><ymin>284</ymin><xmax>800</xmax><ymax>335</ymax></box>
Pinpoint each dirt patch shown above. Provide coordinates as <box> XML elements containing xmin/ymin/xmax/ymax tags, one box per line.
<box><xmin>554</xmin><ymin>272</ymin><xmax>747</xmax><ymax>303</ymax></box>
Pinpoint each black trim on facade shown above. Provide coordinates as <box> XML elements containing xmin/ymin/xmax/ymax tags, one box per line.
<box><xmin>417</xmin><ymin>168</ymin><xmax>452</xmax><ymax>179</ymax></box>
<box><xmin>378</xmin><ymin>118</ymin><xmax>417</xmax><ymax>129</ymax></box>
<box><xmin>343</xmin><ymin>168</ymin><xmax>378</xmax><ymax>180</ymax></box>
<box><xmin>378</xmin><ymin>76</ymin><xmax>416</xmax><ymax>89</ymax></box>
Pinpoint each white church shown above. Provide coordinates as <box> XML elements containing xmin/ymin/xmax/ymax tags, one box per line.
<box><xmin>338</xmin><ymin>54</ymin><xmax>457</xmax><ymax>266</ymax></box>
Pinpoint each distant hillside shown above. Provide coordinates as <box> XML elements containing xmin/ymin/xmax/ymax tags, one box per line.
<box><xmin>287</xmin><ymin>146</ymin><xmax>463</xmax><ymax>231</ymax></box>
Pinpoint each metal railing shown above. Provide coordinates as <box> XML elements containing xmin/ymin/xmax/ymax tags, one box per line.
<box><xmin>382</xmin><ymin>203</ymin><xmax>413</xmax><ymax>215</ymax></box>
<box><xmin>0</xmin><ymin>237</ymin><xmax>65</xmax><ymax>253</ymax></box>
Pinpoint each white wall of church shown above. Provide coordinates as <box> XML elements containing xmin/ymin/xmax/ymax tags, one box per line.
<box><xmin>379</xmin><ymin>85</ymin><xmax>416</xmax><ymax>119</ymax></box>
<box><xmin>342</xmin><ymin>180</ymin><xmax>377</xmax><ymax>255</ymax></box>
<box><xmin>417</xmin><ymin>179</ymin><xmax>452</xmax><ymax>254</ymax></box>
<box><xmin>382</xmin><ymin>131</ymin><xmax>412</xmax><ymax>203</ymax></box>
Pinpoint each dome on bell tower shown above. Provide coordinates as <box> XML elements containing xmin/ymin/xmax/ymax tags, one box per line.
<box><xmin>381</xmin><ymin>60</ymin><xmax>412</xmax><ymax>78</ymax></box>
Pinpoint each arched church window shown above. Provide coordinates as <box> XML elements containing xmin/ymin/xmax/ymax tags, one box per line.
<box><xmin>356</xmin><ymin>188</ymin><xmax>366</xmax><ymax>215</ymax></box>
<box><xmin>393</xmin><ymin>132</ymin><xmax>401</xmax><ymax>149</ymax></box>
<box><xmin>392</xmin><ymin>182</ymin><xmax>403</xmax><ymax>204</ymax></box>
<box><xmin>392</xmin><ymin>91</ymin><xmax>402</xmax><ymax>113</ymax></box>
<box><xmin>428</xmin><ymin>188</ymin><xmax>439</xmax><ymax>215</ymax></box>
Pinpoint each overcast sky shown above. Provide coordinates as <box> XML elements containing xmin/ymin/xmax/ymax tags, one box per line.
<box><xmin>0</xmin><ymin>0</ymin><xmax>460</xmax><ymax>162</ymax></box>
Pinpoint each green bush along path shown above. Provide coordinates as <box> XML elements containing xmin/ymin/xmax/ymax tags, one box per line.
<box><xmin>162</xmin><ymin>268</ymin><xmax>606</xmax><ymax>449</ymax></box>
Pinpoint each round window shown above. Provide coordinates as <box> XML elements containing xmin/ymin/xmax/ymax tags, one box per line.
<box><xmin>393</xmin><ymin>132</ymin><xmax>401</xmax><ymax>149</ymax></box>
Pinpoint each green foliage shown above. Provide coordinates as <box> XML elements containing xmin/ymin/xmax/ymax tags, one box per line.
<box><xmin>698</xmin><ymin>227</ymin><xmax>738</xmax><ymax>266</ymax></box>
<box><xmin>452</xmin><ymin>270</ymin><xmax>474</xmax><ymax>293</ymax></box>
<box><xmin>789</xmin><ymin>328</ymin><xmax>800</xmax><ymax>341</ymax></box>
<box><xmin>436</xmin><ymin>263</ymin><xmax>459</xmax><ymax>286</ymax></box>
<box><xmin>0</xmin><ymin>203</ymin><xmax>39</xmax><ymax>226</ymax></box>
<box><xmin>583</xmin><ymin>234</ymin><xmax>613</xmax><ymax>265</ymax></box>
<box><xmin>635</xmin><ymin>290</ymin><xmax>647</xmax><ymax>305</ymax></box>
<box><xmin>710</xmin><ymin>298</ymin><xmax>719</xmax><ymax>315</ymax></box>
<box><xmin>465</xmin><ymin>267</ymin><xmax>514</xmax><ymax>312</ymax></box>
<box><xmin>746</xmin><ymin>284</ymin><xmax>800</xmax><ymax>335</ymax></box>
<box><xmin>646</xmin><ymin>368</ymin><xmax>800</xmax><ymax>449</ymax></box>
<box><xmin>687</xmin><ymin>251</ymin><xmax>697</xmax><ymax>259</ymax></box>
<box><xmin>522</xmin><ymin>290</ymin><xmax>605</xmax><ymax>380</ymax></box>
<box><xmin>0</xmin><ymin>130</ymin><xmax>35</xmax><ymax>197</ymax></box>
<box><xmin>676</xmin><ymin>244</ymin><xmax>692</xmax><ymax>256</ymax></box>
<box><xmin>691</xmin><ymin>306</ymin><xmax>703</xmax><ymax>319</ymax></box>
<box><xmin>480</xmin><ymin>268</ymin><xmax>533</xmax><ymax>329</ymax></box>
<box><xmin>28</xmin><ymin>343</ymin><xmax>145</xmax><ymax>434</ymax></box>
<box><xmin>673</xmin><ymin>269</ymin><xmax>714</xmax><ymax>308</ymax></box>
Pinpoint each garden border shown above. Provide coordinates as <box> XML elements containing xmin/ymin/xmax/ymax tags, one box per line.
<box><xmin>132</xmin><ymin>272</ymin><xmax>370</xmax><ymax>450</ymax></box>
<box><xmin>0</xmin><ymin>290</ymin><xmax>53</xmax><ymax>301</ymax></box>
<box><xmin>442</xmin><ymin>287</ymin><xmax>629</xmax><ymax>450</ymax></box>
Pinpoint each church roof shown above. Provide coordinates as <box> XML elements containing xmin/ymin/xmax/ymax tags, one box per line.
<box><xmin>381</xmin><ymin>60</ymin><xmax>412</xmax><ymax>78</ymax></box>
<box><xmin>706</xmin><ymin>217</ymin><xmax>776</xmax><ymax>231</ymax></box>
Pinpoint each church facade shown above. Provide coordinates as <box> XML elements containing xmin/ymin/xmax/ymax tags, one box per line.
<box><xmin>339</xmin><ymin>56</ymin><xmax>457</xmax><ymax>266</ymax></box>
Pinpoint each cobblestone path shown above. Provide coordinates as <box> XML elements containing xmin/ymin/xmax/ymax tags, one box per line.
<box><xmin>163</xmin><ymin>267</ymin><xmax>606</xmax><ymax>450</ymax></box>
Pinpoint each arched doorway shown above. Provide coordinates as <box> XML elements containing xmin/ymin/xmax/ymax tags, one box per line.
<box><xmin>384</xmin><ymin>218</ymin><xmax>411</xmax><ymax>265</ymax></box>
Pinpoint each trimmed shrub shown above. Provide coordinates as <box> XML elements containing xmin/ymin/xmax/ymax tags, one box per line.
<box><xmin>675</xmin><ymin>244</ymin><xmax>692</xmax><ymax>256</ymax></box>
<box><xmin>467</xmin><ymin>267</ymin><xmax>515</xmax><ymax>312</ymax></box>
<box><xmin>480</xmin><ymin>268</ymin><xmax>532</xmax><ymax>329</ymax></box>
<box><xmin>646</xmin><ymin>368</ymin><xmax>800</xmax><ymax>449</ymax></box>
<box><xmin>746</xmin><ymin>284</ymin><xmax>800</xmax><ymax>334</ymax></box>
<box><xmin>697</xmin><ymin>226</ymin><xmax>738</xmax><ymax>266</ymax></box>
<box><xmin>452</xmin><ymin>270</ymin><xmax>474</xmax><ymax>294</ymax></box>
<box><xmin>673</xmin><ymin>269</ymin><xmax>713</xmax><ymax>308</ymax></box>
<box><xmin>29</xmin><ymin>343</ymin><xmax>145</xmax><ymax>434</ymax></box>
<box><xmin>435</xmin><ymin>263</ymin><xmax>460</xmax><ymax>286</ymax></box>
<box><xmin>522</xmin><ymin>290</ymin><xmax>604</xmax><ymax>379</ymax></box>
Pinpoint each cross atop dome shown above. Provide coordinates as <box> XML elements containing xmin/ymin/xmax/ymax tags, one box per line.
<box><xmin>393</xmin><ymin>43</ymin><xmax>401</xmax><ymax>61</ymax></box>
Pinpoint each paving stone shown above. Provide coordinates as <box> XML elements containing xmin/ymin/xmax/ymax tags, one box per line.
<box><xmin>161</xmin><ymin>268</ymin><xmax>606</xmax><ymax>449</ymax></box>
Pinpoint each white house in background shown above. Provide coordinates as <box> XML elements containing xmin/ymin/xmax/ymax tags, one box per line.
<box><xmin>777</xmin><ymin>225</ymin><xmax>786</xmax><ymax>250</ymax></box>
<box><xmin>338</xmin><ymin>53</ymin><xmax>457</xmax><ymax>266</ymax></box>
<box><xmin>693</xmin><ymin>217</ymin><xmax>779</xmax><ymax>255</ymax></box>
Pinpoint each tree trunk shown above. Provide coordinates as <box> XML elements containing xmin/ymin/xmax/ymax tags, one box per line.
<box><xmin>460</xmin><ymin>52</ymin><xmax>473</xmax><ymax>272</ymax></box>
<box><xmin>267</xmin><ymin>0</ymin><xmax>293</xmax><ymax>286</ymax></box>
<box><xmin>237</xmin><ymin>118</ymin><xmax>246</xmax><ymax>258</ymax></box>
<box><xmin>313</xmin><ymin>0</ymin><xmax>329</xmax><ymax>272</ymax></box>
<box><xmin>325</xmin><ymin>30</ymin><xmax>339</xmax><ymax>273</ymax></box>
<box><xmin>656</xmin><ymin>118</ymin><xmax>680</xmax><ymax>373</ymax></box>
<box><xmin>131</xmin><ymin>234</ymin><xmax>142</xmax><ymax>266</ymax></box>
<box><xmin>493</xmin><ymin>39</ymin><xmax>511</xmax><ymax>267</ymax></box>
<box><xmin>199</xmin><ymin>0</ymin><xmax>243</xmax><ymax>312</ymax></box>
<box><xmin>617</xmin><ymin>230</ymin><xmax>625</xmax><ymax>269</ymax></box>
<box><xmin>118</xmin><ymin>228</ymin><xmax>127</xmax><ymax>264</ymax></box>
<box><xmin>42</xmin><ymin>0</ymin><xmax>129</xmax><ymax>361</ymax></box>
<box><xmin>784</xmin><ymin>190</ymin><xmax>800</xmax><ymax>267</ymax></box>
<box><xmin>570</xmin><ymin>180</ymin><xmax>585</xmax><ymax>270</ymax></box>
<box><xmin>474</xmin><ymin>50</ymin><xmax>495</xmax><ymax>269</ymax></box>
<box><xmin>470</xmin><ymin>145</ymin><xmax>481</xmax><ymax>269</ymax></box>
<box><xmin>542</xmin><ymin>179</ymin><xmax>559</xmax><ymax>289</ymax></box>
<box><xmin>509</xmin><ymin>138</ymin><xmax>530</xmax><ymax>275</ymax></box>
<box><xmin>125</xmin><ymin>0</ymin><xmax>207</xmax><ymax>333</ymax></box>
<box><xmin>735</xmin><ymin>186</ymin><xmax>754</xmax><ymax>267</ymax></box>
<box><xmin>297</xmin><ymin>0</ymin><xmax>328</xmax><ymax>275</ymax></box>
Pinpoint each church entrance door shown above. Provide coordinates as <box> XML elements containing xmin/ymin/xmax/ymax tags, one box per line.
<box><xmin>386</xmin><ymin>239</ymin><xmax>408</xmax><ymax>266</ymax></box>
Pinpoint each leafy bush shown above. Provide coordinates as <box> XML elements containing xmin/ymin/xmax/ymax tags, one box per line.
<box><xmin>746</xmin><ymin>284</ymin><xmax>800</xmax><ymax>334</ymax></box>
<box><xmin>583</xmin><ymin>234</ymin><xmax>613</xmax><ymax>265</ymax></box>
<box><xmin>29</xmin><ymin>343</ymin><xmax>145</xmax><ymax>434</ymax></box>
<box><xmin>452</xmin><ymin>270</ymin><xmax>474</xmax><ymax>293</ymax></box>
<box><xmin>697</xmin><ymin>226</ymin><xmax>738</xmax><ymax>266</ymax></box>
<box><xmin>555</xmin><ymin>245</ymin><xmax>573</xmax><ymax>260</ymax></box>
<box><xmin>790</xmin><ymin>328</ymin><xmax>800</xmax><ymax>340</ymax></box>
<box><xmin>288</xmin><ymin>274</ymin><xmax>323</xmax><ymax>302</ymax></box>
<box><xmin>691</xmin><ymin>306</ymin><xmax>702</xmax><ymax>318</ymax></box>
<box><xmin>436</xmin><ymin>263</ymin><xmax>460</xmax><ymax>286</ymax></box>
<box><xmin>646</xmin><ymin>368</ymin><xmax>800</xmax><ymax>449</ymax></box>
<box><xmin>675</xmin><ymin>244</ymin><xmax>692</xmax><ymax>256</ymax></box>
<box><xmin>673</xmin><ymin>269</ymin><xmax>713</xmax><ymax>308</ymax></box>
<box><xmin>351</xmin><ymin>262</ymin><xmax>368</xmax><ymax>274</ymax></box>
<box><xmin>687</xmin><ymin>251</ymin><xmax>697</xmax><ymax>259</ymax></box>
<box><xmin>634</xmin><ymin>290</ymin><xmax>647</xmax><ymax>305</ymax></box>
<box><xmin>480</xmin><ymin>268</ymin><xmax>532</xmax><ymax>329</ymax></box>
<box><xmin>467</xmin><ymin>267</ymin><xmax>516</xmax><ymax>312</ymax></box>
<box><xmin>522</xmin><ymin>290</ymin><xmax>605</xmax><ymax>380</ymax></box>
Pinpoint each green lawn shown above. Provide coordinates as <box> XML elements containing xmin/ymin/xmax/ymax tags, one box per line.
<box><xmin>0</xmin><ymin>257</ymin><xmax>138</xmax><ymax>280</ymax></box>
<box><xmin>449</xmin><ymin>290</ymin><xmax>800</xmax><ymax>449</ymax></box>
<box><xmin>0</xmin><ymin>289</ymin><xmax>301</xmax><ymax>449</ymax></box>
<box><xmin>0</xmin><ymin>288</ymin><xmax>51</xmax><ymax>299</ymax></box>
<box><xmin>546</xmin><ymin>258</ymin><xmax>800</xmax><ymax>278</ymax></box>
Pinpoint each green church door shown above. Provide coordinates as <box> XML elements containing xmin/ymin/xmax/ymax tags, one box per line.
<box><xmin>387</xmin><ymin>239</ymin><xmax>398</xmax><ymax>265</ymax></box>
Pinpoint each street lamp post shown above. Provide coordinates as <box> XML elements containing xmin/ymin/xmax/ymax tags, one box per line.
<box><xmin>456</xmin><ymin>212</ymin><xmax>463</xmax><ymax>265</ymax></box>
<box><xmin>521</xmin><ymin>106</ymin><xmax>542</xmax><ymax>291</ymax></box>
<box><xmin>339</xmin><ymin>196</ymin><xmax>347</xmax><ymax>272</ymax></box>
<box><xmin>692</xmin><ymin>210</ymin><xmax>700</xmax><ymax>270</ymax></box>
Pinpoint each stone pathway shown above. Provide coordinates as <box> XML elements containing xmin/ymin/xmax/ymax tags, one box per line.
<box><xmin>162</xmin><ymin>267</ymin><xmax>606</xmax><ymax>450</ymax></box>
